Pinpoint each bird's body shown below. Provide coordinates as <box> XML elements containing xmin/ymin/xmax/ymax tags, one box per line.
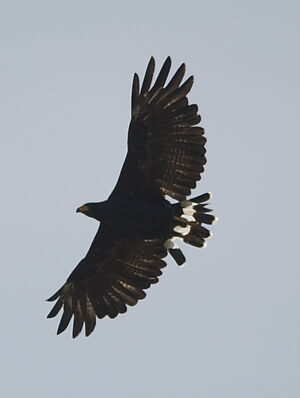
<box><xmin>83</xmin><ymin>197</ymin><xmax>172</xmax><ymax>238</ymax></box>
<box><xmin>47</xmin><ymin>57</ymin><xmax>216</xmax><ymax>337</ymax></box>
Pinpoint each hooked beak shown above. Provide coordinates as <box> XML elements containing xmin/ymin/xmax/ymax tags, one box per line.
<box><xmin>76</xmin><ymin>205</ymin><xmax>89</xmax><ymax>214</ymax></box>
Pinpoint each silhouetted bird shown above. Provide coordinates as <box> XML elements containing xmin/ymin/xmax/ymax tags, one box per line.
<box><xmin>47</xmin><ymin>57</ymin><xmax>216</xmax><ymax>338</ymax></box>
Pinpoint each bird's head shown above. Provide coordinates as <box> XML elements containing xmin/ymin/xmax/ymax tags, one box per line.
<box><xmin>76</xmin><ymin>202</ymin><xmax>106</xmax><ymax>221</ymax></box>
<box><xmin>76</xmin><ymin>203</ymin><xmax>94</xmax><ymax>218</ymax></box>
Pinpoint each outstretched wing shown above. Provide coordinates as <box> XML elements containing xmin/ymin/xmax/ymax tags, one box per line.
<box><xmin>47</xmin><ymin>225</ymin><xmax>167</xmax><ymax>338</ymax></box>
<box><xmin>110</xmin><ymin>57</ymin><xmax>206</xmax><ymax>201</ymax></box>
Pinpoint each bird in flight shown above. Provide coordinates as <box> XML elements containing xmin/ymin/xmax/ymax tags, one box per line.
<box><xmin>47</xmin><ymin>57</ymin><xmax>216</xmax><ymax>338</ymax></box>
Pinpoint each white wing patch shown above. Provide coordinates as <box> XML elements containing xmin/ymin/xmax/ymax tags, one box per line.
<box><xmin>181</xmin><ymin>214</ymin><xmax>195</xmax><ymax>222</ymax></box>
<box><xmin>173</xmin><ymin>225</ymin><xmax>191</xmax><ymax>236</ymax></box>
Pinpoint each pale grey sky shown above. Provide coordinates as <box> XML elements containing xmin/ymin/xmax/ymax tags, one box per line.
<box><xmin>1</xmin><ymin>1</ymin><xmax>299</xmax><ymax>397</ymax></box>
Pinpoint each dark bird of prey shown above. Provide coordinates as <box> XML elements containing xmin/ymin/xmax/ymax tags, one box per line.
<box><xmin>47</xmin><ymin>57</ymin><xmax>216</xmax><ymax>338</ymax></box>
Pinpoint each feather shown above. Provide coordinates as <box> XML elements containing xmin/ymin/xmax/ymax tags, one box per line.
<box><xmin>131</xmin><ymin>73</ymin><xmax>140</xmax><ymax>112</ymax></box>
<box><xmin>57</xmin><ymin>305</ymin><xmax>73</xmax><ymax>335</ymax></box>
<box><xmin>46</xmin><ymin>287</ymin><xmax>63</xmax><ymax>302</ymax></box>
<box><xmin>107</xmin><ymin>288</ymin><xmax>127</xmax><ymax>314</ymax></box>
<box><xmin>102</xmin><ymin>294</ymin><xmax>119</xmax><ymax>318</ymax></box>
<box><xmin>84</xmin><ymin>294</ymin><xmax>96</xmax><ymax>336</ymax></box>
<box><xmin>169</xmin><ymin>247</ymin><xmax>186</xmax><ymax>266</ymax></box>
<box><xmin>111</xmin><ymin>284</ymin><xmax>138</xmax><ymax>306</ymax></box>
<box><xmin>165</xmin><ymin>63</ymin><xmax>185</xmax><ymax>93</ymax></box>
<box><xmin>47</xmin><ymin>297</ymin><xmax>63</xmax><ymax>318</ymax></box>
<box><xmin>72</xmin><ymin>302</ymin><xmax>84</xmax><ymax>338</ymax></box>
<box><xmin>183</xmin><ymin>235</ymin><xmax>205</xmax><ymax>248</ymax></box>
<box><xmin>195</xmin><ymin>213</ymin><xmax>217</xmax><ymax>225</ymax></box>
<box><xmin>140</xmin><ymin>57</ymin><xmax>155</xmax><ymax>95</ymax></box>
<box><xmin>161</xmin><ymin>76</ymin><xmax>194</xmax><ymax>109</ymax></box>
<box><xmin>151</xmin><ymin>56</ymin><xmax>171</xmax><ymax>91</ymax></box>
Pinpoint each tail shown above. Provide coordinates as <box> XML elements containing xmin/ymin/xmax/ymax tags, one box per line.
<box><xmin>164</xmin><ymin>193</ymin><xmax>217</xmax><ymax>266</ymax></box>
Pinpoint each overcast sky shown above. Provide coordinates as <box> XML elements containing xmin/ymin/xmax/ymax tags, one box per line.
<box><xmin>1</xmin><ymin>1</ymin><xmax>299</xmax><ymax>397</ymax></box>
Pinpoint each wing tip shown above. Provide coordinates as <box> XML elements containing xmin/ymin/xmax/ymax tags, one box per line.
<box><xmin>165</xmin><ymin>55</ymin><xmax>172</xmax><ymax>66</ymax></box>
<box><xmin>46</xmin><ymin>287</ymin><xmax>62</xmax><ymax>302</ymax></box>
<box><xmin>148</xmin><ymin>56</ymin><xmax>155</xmax><ymax>70</ymax></box>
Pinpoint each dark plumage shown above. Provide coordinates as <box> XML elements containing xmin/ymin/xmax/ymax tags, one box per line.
<box><xmin>47</xmin><ymin>57</ymin><xmax>216</xmax><ymax>338</ymax></box>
